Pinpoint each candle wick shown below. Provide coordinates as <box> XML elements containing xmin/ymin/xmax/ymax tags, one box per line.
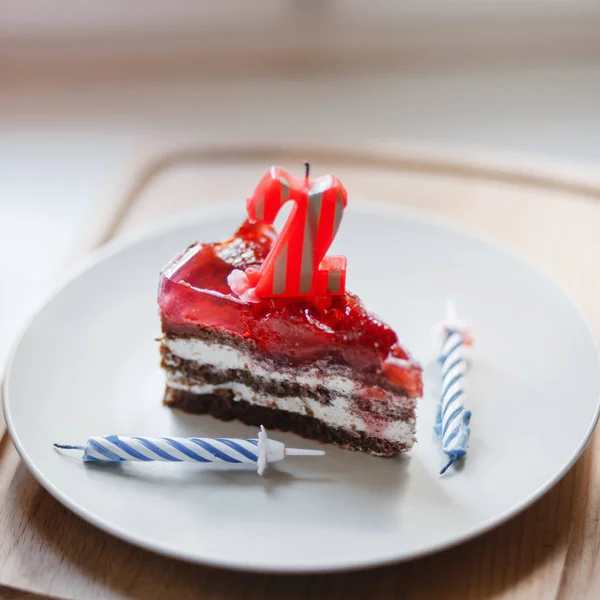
<box><xmin>440</xmin><ymin>455</ymin><xmax>457</xmax><ymax>475</ymax></box>
<box><xmin>304</xmin><ymin>161</ymin><xmax>310</xmax><ymax>182</ymax></box>
<box><xmin>54</xmin><ymin>443</ymin><xmax>85</xmax><ymax>451</ymax></box>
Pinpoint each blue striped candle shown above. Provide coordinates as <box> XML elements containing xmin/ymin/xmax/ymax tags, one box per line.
<box><xmin>434</xmin><ymin>302</ymin><xmax>472</xmax><ymax>474</ymax></box>
<box><xmin>54</xmin><ymin>426</ymin><xmax>324</xmax><ymax>476</ymax></box>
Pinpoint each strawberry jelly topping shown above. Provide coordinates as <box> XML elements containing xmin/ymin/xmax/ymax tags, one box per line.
<box><xmin>158</xmin><ymin>220</ymin><xmax>422</xmax><ymax>397</ymax></box>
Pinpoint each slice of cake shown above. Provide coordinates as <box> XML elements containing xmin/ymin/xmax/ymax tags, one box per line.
<box><xmin>158</xmin><ymin>219</ymin><xmax>422</xmax><ymax>457</ymax></box>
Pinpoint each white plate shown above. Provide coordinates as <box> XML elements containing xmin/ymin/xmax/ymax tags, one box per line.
<box><xmin>4</xmin><ymin>204</ymin><xmax>600</xmax><ymax>573</ymax></box>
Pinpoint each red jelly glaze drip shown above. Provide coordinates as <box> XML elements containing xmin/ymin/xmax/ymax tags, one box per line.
<box><xmin>158</xmin><ymin>220</ymin><xmax>422</xmax><ymax>397</ymax></box>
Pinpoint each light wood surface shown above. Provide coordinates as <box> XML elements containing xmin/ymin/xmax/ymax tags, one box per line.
<box><xmin>2</xmin><ymin>145</ymin><xmax>600</xmax><ymax>599</ymax></box>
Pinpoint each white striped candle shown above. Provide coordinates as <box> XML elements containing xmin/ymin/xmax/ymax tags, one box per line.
<box><xmin>54</xmin><ymin>426</ymin><xmax>324</xmax><ymax>476</ymax></box>
<box><xmin>434</xmin><ymin>302</ymin><xmax>473</xmax><ymax>474</ymax></box>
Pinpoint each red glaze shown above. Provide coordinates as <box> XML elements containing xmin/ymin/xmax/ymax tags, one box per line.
<box><xmin>158</xmin><ymin>220</ymin><xmax>422</xmax><ymax>397</ymax></box>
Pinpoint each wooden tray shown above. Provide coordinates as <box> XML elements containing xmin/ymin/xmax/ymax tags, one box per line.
<box><xmin>2</xmin><ymin>144</ymin><xmax>600</xmax><ymax>599</ymax></box>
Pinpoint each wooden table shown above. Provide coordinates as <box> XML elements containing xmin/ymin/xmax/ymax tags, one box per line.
<box><xmin>2</xmin><ymin>144</ymin><xmax>600</xmax><ymax>600</ymax></box>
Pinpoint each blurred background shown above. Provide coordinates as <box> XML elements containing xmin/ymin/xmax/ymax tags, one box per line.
<box><xmin>2</xmin><ymin>0</ymin><xmax>600</xmax><ymax>367</ymax></box>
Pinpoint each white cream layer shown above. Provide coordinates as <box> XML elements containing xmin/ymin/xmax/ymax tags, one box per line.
<box><xmin>166</xmin><ymin>374</ymin><xmax>414</xmax><ymax>445</ymax></box>
<box><xmin>164</xmin><ymin>338</ymin><xmax>355</xmax><ymax>396</ymax></box>
<box><xmin>164</xmin><ymin>337</ymin><xmax>415</xmax><ymax>446</ymax></box>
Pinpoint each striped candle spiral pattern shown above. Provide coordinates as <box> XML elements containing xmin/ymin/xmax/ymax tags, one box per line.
<box><xmin>435</xmin><ymin>327</ymin><xmax>472</xmax><ymax>474</ymax></box>
<box><xmin>54</xmin><ymin>427</ymin><xmax>325</xmax><ymax>475</ymax></box>
<box><xmin>67</xmin><ymin>435</ymin><xmax>261</xmax><ymax>465</ymax></box>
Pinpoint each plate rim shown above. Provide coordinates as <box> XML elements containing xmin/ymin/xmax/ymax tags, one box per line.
<box><xmin>4</xmin><ymin>202</ymin><xmax>600</xmax><ymax>573</ymax></box>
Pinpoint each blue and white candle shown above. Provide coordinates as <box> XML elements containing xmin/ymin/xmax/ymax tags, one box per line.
<box><xmin>54</xmin><ymin>426</ymin><xmax>324</xmax><ymax>476</ymax></box>
<box><xmin>434</xmin><ymin>302</ymin><xmax>473</xmax><ymax>474</ymax></box>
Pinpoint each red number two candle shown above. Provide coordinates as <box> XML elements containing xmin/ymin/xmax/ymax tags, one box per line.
<box><xmin>228</xmin><ymin>164</ymin><xmax>348</xmax><ymax>302</ymax></box>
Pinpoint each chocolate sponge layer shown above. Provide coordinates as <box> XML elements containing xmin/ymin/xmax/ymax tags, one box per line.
<box><xmin>163</xmin><ymin>387</ymin><xmax>412</xmax><ymax>457</ymax></box>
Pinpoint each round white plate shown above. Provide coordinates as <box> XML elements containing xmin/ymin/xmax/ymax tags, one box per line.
<box><xmin>4</xmin><ymin>204</ymin><xmax>600</xmax><ymax>573</ymax></box>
